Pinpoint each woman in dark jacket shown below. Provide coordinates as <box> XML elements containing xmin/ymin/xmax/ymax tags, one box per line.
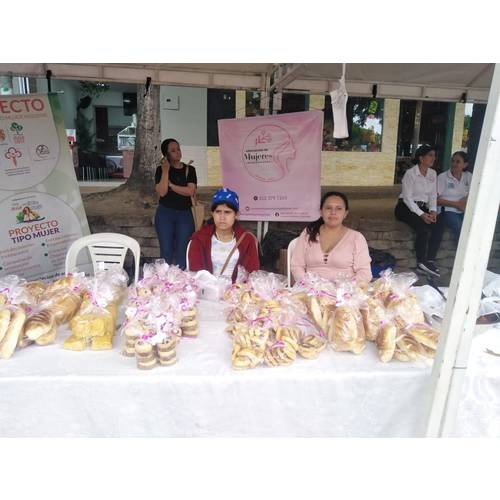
<box><xmin>188</xmin><ymin>188</ymin><xmax>259</xmax><ymax>282</ymax></box>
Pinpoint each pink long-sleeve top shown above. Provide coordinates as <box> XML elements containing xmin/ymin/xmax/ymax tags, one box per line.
<box><xmin>291</xmin><ymin>227</ymin><xmax>372</xmax><ymax>283</ymax></box>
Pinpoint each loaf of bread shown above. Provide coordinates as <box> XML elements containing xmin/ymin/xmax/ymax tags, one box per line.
<box><xmin>24</xmin><ymin>309</ymin><xmax>55</xmax><ymax>340</ymax></box>
<box><xmin>0</xmin><ymin>307</ymin><xmax>11</xmax><ymax>344</ymax></box>
<box><xmin>328</xmin><ymin>305</ymin><xmax>366</xmax><ymax>354</ymax></box>
<box><xmin>377</xmin><ymin>323</ymin><xmax>397</xmax><ymax>362</ymax></box>
<box><xmin>361</xmin><ymin>297</ymin><xmax>386</xmax><ymax>342</ymax></box>
<box><xmin>0</xmin><ymin>308</ymin><xmax>26</xmax><ymax>359</ymax></box>
<box><xmin>35</xmin><ymin>326</ymin><xmax>57</xmax><ymax>346</ymax></box>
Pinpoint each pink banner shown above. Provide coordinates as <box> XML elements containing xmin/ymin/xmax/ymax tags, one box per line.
<box><xmin>218</xmin><ymin>110</ymin><xmax>323</xmax><ymax>221</ymax></box>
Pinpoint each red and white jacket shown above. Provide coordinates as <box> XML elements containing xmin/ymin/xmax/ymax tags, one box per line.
<box><xmin>188</xmin><ymin>223</ymin><xmax>260</xmax><ymax>282</ymax></box>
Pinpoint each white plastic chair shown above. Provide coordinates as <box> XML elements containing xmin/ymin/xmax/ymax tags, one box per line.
<box><xmin>286</xmin><ymin>237</ymin><xmax>299</xmax><ymax>287</ymax></box>
<box><xmin>65</xmin><ymin>232</ymin><xmax>141</xmax><ymax>283</ymax></box>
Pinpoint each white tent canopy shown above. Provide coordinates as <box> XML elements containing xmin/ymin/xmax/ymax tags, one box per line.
<box><xmin>0</xmin><ymin>63</ymin><xmax>494</xmax><ymax>102</ymax></box>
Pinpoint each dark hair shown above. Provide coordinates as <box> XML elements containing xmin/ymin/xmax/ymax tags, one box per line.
<box><xmin>412</xmin><ymin>144</ymin><xmax>436</xmax><ymax>165</ymax></box>
<box><xmin>211</xmin><ymin>202</ymin><xmax>237</xmax><ymax>213</ymax></box>
<box><xmin>160</xmin><ymin>138</ymin><xmax>180</xmax><ymax>158</ymax></box>
<box><xmin>306</xmin><ymin>191</ymin><xmax>349</xmax><ymax>243</ymax></box>
<box><xmin>452</xmin><ymin>150</ymin><xmax>469</xmax><ymax>163</ymax></box>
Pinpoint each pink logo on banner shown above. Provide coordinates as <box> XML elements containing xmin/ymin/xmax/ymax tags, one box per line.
<box><xmin>242</xmin><ymin>125</ymin><xmax>296</xmax><ymax>182</ymax></box>
<box><xmin>219</xmin><ymin>110</ymin><xmax>323</xmax><ymax>222</ymax></box>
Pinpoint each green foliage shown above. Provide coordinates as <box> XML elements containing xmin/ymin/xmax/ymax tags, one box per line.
<box><xmin>75</xmin><ymin>109</ymin><xmax>95</xmax><ymax>152</ymax></box>
<box><xmin>79</xmin><ymin>81</ymin><xmax>110</xmax><ymax>99</ymax></box>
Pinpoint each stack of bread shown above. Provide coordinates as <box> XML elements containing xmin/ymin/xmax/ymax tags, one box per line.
<box><xmin>63</xmin><ymin>266</ymin><xmax>128</xmax><ymax>351</ymax></box>
<box><xmin>0</xmin><ymin>274</ymin><xmax>86</xmax><ymax>359</ymax></box>
<box><xmin>121</xmin><ymin>260</ymin><xmax>198</xmax><ymax>369</ymax></box>
<box><xmin>23</xmin><ymin>275</ymin><xmax>84</xmax><ymax>348</ymax></box>
<box><xmin>291</xmin><ymin>273</ymin><xmax>366</xmax><ymax>355</ymax></box>
<box><xmin>367</xmin><ymin>271</ymin><xmax>440</xmax><ymax>362</ymax></box>
<box><xmin>291</xmin><ymin>270</ymin><xmax>440</xmax><ymax>363</ymax></box>
<box><xmin>224</xmin><ymin>271</ymin><xmax>327</xmax><ymax>369</ymax></box>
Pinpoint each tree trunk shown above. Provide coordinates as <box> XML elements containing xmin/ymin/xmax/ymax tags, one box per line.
<box><xmin>81</xmin><ymin>83</ymin><xmax>160</xmax><ymax>211</ymax></box>
<box><xmin>125</xmin><ymin>83</ymin><xmax>160</xmax><ymax>198</ymax></box>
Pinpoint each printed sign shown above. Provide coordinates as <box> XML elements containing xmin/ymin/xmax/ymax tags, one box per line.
<box><xmin>218</xmin><ymin>110</ymin><xmax>323</xmax><ymax>221</ymax></box>
<box><xmin>0</xmin><ymin>93</ymin><xmax>89</xmax><ymax>280</ymax></box>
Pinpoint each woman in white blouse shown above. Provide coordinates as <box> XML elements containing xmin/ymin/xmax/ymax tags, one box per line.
<box><xmin>394</xmin><ymin>144</ymin><xmax>442</xmax><ymax>277</ymax></box>
<box><xmin>437</xmin><ymin>151</ymin><xmax>472</xmax><ymax>242</ymax></box>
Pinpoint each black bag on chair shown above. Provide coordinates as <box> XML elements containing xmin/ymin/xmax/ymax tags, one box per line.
<box><xmin>260</xmin><ymin>230</ymin><xmax>299</xmax><ymax>272</ymax></box>
<box><xmin>369</xmin><ymin>247</ymin><xmax>396</xmax><ymax>278</ymax></box>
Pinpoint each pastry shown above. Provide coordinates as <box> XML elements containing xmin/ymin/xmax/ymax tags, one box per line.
<box><xmin>405</xmin><ymin>323</ymin><xmax>439</xmax><ymax>350</ymax></box>
<box><xmin>377</xmin><ymin>323</ymin><xmax>397</xmax><ymax>362</ymax></box>
<box><xmin>0</xmin><ymin>308</ymin><xmax>11</xmax><ymax>344</ymax></box>
<box><xmin>25</xmin><ymin>309</ymin><xmax>54</xmax><ymax>340</ymax></box>
<box><xmin>91</xmin><ymin>335</ymin><xmax>113</xmax><ymax>350</ymax></box>
<box><xmin>24</xmin><ymin>281</ymin><xmax>46</xmax><ymax>301</ymax></box>
<box><xmin>35</xmin><ymin>326</ymin><xmax>57</xmax><ymax>346</ymax></box>
<box><xmin>328</xmin><ymin>305</ymin><xmax>366</xmax><ymax>354</ymax></box>
<box><xmin>0</xmin><ymin>308</ymin><xmax>26</xmax><ymax>359</ymax></box>
<box><xmin>136</xmin><ymin>356</ymin><xmax>157</xmax><ymax>370</ymax></box>
<box><xmin>360</xmin><ymin>297</ymin><xmax>385</xmax><ymax>342</ymax></box>
<box><xmin>63</xmin><ymin>335</ymin><xmax>87</xmax><ymax>351</ymax></box>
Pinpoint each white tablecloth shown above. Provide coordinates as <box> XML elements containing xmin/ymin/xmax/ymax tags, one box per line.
<box><xmin>0</xmin><ymin>300</ymin><xmax>436</xmax><ymax>437</ymax></box>
<box><xmin>455</xmin><ymin>325</ymin><xmax>500</xmax><ymax>437</ymax></box>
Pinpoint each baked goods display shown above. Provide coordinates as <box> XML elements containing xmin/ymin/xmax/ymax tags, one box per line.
<box><xmin>224</xmin><ymin>271</ymin><xmax>327</xmax><ymax>370</ymax></box>
<box><xmin>289</xmin><ymin>269</ymin><xmax>439</xmax><ymax>364</ymax></box>
<box><xmin>121</xmin><ymin>261</ymin><xmax>198</xmax><ymax>369</ymax></box>
<box><xmin>1</xmin><ymin>264</ymin><xmax>440</xmax><ymax>368</ymax></box>
<box><xmin>63</xmin><ymin>267</ymin><xmax>127</xmax><ymax>351</ymax></box>
<box><xmin>0</xmin><ymin>274</ymin><xmax>85</xmax><ymax>358</ymax></box>
<box><xmin>364</xmin><ymin>271</ymin><xmax>439</xmax><ymax>362</ymax></box>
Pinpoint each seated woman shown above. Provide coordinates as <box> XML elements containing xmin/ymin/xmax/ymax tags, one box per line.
<box><xmin>188</xmin><ymin>188</ymin><xmax>260</xmax><ymax>282</ymax></box>
<box><xmin>291</xmin><ymin>191</ymin><xmax>372</xmax><ymax>283</ymax></box>
<box><xmin>394</xmin><ymin>144</ymin><xmax>441</xmax><ymax>277</ymax></box>
<box><xmin>437</xmin><ymin>151</ymin><xmax>472</xmax><ymax>243</ymax></box>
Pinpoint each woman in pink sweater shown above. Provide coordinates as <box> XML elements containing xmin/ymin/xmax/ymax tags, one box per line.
<box><xmin>291</xmin><ymin>191</ymin><xmax>372</xmax><ymax>283</ymax></box>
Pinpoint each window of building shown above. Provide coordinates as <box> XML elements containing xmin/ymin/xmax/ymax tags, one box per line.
<box><xmin>462</xmin><ymin>103</ymin><xmax>473</xmax><ymax>150</ymax></box>
<box><xmin>245</xmin><ymin>91</ymin><xmax>264</xmax><ymax>117</ymax></box>
<box><xmin>207</xmin><ymin>89</ymin><xmax>235</xmax><ymax>146</ymax></box>
<box><xmin>323</xmin><ymin>96</ymin><xmax>384</xmax><ymax>152</ymax></box>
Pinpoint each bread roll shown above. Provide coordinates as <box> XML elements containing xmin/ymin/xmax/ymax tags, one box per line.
<box><xmin>406</xmin><ymin>323</ymin><xmax>439</xmax><ymax>350</ymax></box>
<box><xmin>48</xmin><ymin>292</ymin><xmax>82</xmax><ymax>324</ymax></box>
<box><xmin>0</xmin><ymin>308</ymin><xmax>26</xmax><ymax>359</ymax></box>
<box><xmin>361</xmin><ymin>297</ymin><xmax>385</xmax><ymax>342</ymax></box>
<box><xmin>377</xmin><ymin>323</ymin><xmax>397</xmax><ymax>362</ymax></box>
<box><xmin>329</xmin><ymin>305</ymin><xmax>366</xmax><ymax>354</ymax></box>
<box><xmin>35</xmin><ymin>326</ymin><xmax>57</xmax><ymax>346</ymax></box>
<box><xmin>395</xmin><ymin>334</ymin><xmax>421</xmax><ymax>362</ymax></box>
<box><xmin>0</xmin><ymin>308</ymin><xmax>12</xmax><ymax>344</ymax></box>
<box><xmin>24</xmin><ymin>281</ymin><xmax>46</xmax><ymax>301</ymax></box>
<box><xmin>25</xmin><ymin>309</ymin><xmax>55</xmax><ymax>340</ymax></box>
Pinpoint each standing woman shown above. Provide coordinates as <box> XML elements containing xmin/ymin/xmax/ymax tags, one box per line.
<box><xmin>291</xmin><ymin>191</ymin><xmax>372</xmax><ymax>283</ymax></box>
<box><xmin>154</xmin><ymin>138</ymin><xmax>197</xmax><ymax>270</ymax></box>
<box><xmin>437</xmin><ymin>151</ymin><xmax>472</xmax><ymax>242</ymax></box>
<box><xmin>394</xmin><ymin>144</ymin><xmax>441</xmax><ymax>277</ymax></box>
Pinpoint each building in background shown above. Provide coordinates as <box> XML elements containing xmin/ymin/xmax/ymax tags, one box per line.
<box><xmin>5</xmin><ymin>75</ymin><xmax>485</xmax><ymax>189</ymax></box>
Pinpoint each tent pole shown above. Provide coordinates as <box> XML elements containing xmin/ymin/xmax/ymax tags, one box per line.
<box><xmin>425</xmin><ymin>63</ymin><xmax>500</xmax><ymax>437</ymax></box>
<box><xmin>257</xmin><ymin>71</ymin><xmax>273</xmax><ymax>242</ymax></box>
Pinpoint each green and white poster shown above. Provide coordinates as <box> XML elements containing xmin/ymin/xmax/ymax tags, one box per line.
<box><xmin>0</xmin><ymin>93</ymin><xmax>90</xmax><ymax>281</ymax></box>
